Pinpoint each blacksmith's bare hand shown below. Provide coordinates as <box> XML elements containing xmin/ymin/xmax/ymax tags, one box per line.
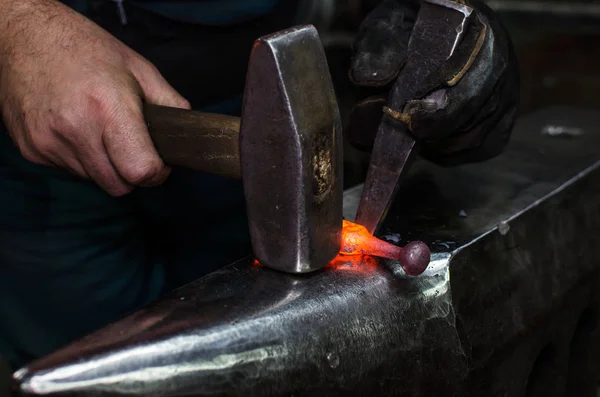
<box><xmin>0</xmin><ymin>0</ymin><xmax>190</xmax><ymax>196</ymax></box>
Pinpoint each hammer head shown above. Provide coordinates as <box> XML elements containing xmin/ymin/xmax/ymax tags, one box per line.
<box><xmin>240</xmin><ymin>25</ymin><xmax>343</xmax><ymax>273</ymax></box>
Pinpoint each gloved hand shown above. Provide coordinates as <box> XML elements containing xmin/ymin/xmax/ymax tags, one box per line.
<box><xmin>348</xmin><ymin>0</ymin><xmax>519</xmax><ymax>166</ymax></box>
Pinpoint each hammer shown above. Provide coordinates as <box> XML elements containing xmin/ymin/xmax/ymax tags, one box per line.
<box><xmin>142</xmin><ymin>25</ymin><xmax>344</xmax><ymax>274</ymax></box>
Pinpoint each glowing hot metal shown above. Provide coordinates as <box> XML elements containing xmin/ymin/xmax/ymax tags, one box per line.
<box><xmin>253</xmin><ymin>221</ymin><xmax>431</xmax><ymax>276</ymax></box>
<box><xmin>339</xmin><ymin>220</ymin><xmax>431</xmax><ymax>276</ymax></box>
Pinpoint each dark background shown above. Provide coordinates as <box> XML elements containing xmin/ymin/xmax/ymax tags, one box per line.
<box><xmin>3</xmin><ymin>0</ymin><xmax>600</xmax><ymax>393</ymax></box>
<box><xmin>316</xmin><ymin>0</ymin><xmax>600</xmax><ymax>187</ymax></box>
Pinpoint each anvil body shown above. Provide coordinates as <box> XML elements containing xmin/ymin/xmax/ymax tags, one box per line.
<box><xmin>14</xmin><ymin>106</ymin><xmax>600</xmax><ymax>396</ymax></box>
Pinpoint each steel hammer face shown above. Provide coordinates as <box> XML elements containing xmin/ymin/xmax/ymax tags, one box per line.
<box><xmin>240</xmin><ymin>25</ymin><xmax>343</xmax><ymax>273</ymax></box>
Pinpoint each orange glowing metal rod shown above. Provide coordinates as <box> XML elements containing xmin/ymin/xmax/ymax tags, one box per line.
<box><xmin>339</xmin><ymin>220</ymin><xmax>431</xmax><ymax>276</ymax></box>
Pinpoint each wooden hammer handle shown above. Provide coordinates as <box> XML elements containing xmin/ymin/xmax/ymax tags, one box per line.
<box><xmin>143</xmin><ymin>103</ymin><xmax>242</xmax><ymax>179</ymax></box>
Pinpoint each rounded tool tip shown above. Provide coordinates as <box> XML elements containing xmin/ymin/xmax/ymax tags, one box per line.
<box><xmin>401</xmin><ymin>241</ymin><xmax>431</xmax><ymax>276</ymax></box>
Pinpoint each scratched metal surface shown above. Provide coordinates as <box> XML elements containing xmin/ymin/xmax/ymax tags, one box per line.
<box><xmin>13</xmin><ymin>106</ymin><xmax>600</xmax><ymax>396</ymax></box>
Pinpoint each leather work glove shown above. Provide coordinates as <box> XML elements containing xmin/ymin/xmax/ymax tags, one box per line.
<box><xmin>348</xmin><ymin>0</ymin><xmax>520</xmax><ymax>166</ymax></box>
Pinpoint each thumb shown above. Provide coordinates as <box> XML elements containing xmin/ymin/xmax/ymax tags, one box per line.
<box><xmin>129</xmin><ymin>56</ymin><xmax>191</xmax><ymax>109</ymax></box>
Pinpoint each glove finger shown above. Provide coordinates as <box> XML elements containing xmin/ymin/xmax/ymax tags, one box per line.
<box><xmin>347</xmin><ymin>95</ymin><xmax>386</xmax><ymax>152</ymax></box>
<box><xmin>421</xmin><ymin>96</ymin><xmax>517</xmax><ymax>166</ymax></box>
<box><xmin>408</xmin><ymin>7</ymin><xmax>517</xmax><ymax>144</ymax></box>
<box><xmin>417</xmin><ymin>18</ymin><xmax>519</xmax><ymax>165</ymax></box>
<box><xmin>349</xmin><ymin>0</ymin><xmax>418</xmax><ymax>87</ymax></box>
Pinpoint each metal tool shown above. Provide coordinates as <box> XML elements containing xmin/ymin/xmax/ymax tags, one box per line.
<box><xmin>355</xmin><ymin>0</ymin><xmax>474</xmax><ymax>235</ymax></box>
<box><xmin>145</xmin><ymin>25</ymin><xmax>343</xmax><ymax>274</ymax></box>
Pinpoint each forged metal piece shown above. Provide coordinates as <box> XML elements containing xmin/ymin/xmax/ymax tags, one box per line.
<box><xmin>13</xmin><ymin>106</ymin><xmax>600</xmax><ymax>396</ymax></box>
<box><xmin>240</xmin><ymin>25</ymin><xmax>343</xmax><ymax>274</ymax></box>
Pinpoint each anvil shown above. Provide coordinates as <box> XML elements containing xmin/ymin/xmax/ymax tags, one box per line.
<box><xmin>12</xmin><ymin>106</ymin><xmax>600</xmax><ymax>396</ymax></box>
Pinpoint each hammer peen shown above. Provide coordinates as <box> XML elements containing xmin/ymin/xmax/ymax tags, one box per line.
<box><xmin>142</xmin><ymin>25</ymin><xmax>344</xmax><ymax>274</ymax></box>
